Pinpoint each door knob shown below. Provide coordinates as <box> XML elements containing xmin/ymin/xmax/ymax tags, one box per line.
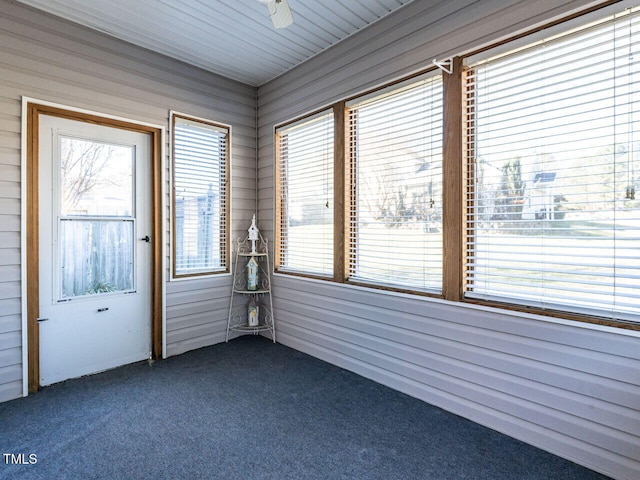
<box><xmin>140</xmin><ymin>235</ymin><xmax>150</xmax><ymax>243</ymax></box>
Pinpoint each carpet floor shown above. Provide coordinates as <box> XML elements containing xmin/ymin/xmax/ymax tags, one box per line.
<box><xmin>0</xmin><ymin>336</ymin><xmax>611</xmax><ymax>479</ymax></box>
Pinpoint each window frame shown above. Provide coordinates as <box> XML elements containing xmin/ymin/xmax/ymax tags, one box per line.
<box><xmin>459</xmin><ymin>1</ymin><xmax>640</xmax><ymax>329</ymax></box>
<box><xmin>271</xmin><ymin>0</ymin><xmax>640</xmax><ymax>331</ymax></box>
<box><xmin>274</xmin><ymin>107</ymin><xmax>338</xmax><ymax>280</ymax></box>
<box><xmin>274</xmin><ymin>70</ymin><xmax>450</xmax><ymax>296</ymax></box>
<box><xmin>171</xmin><ymin>112</ymin><xmax>230</xmax><ymax>279</ymax></box>
<box><xmin>345</xmin><ymin>71</ymin><xmax>446</xmax><ymax>294</ymax></box>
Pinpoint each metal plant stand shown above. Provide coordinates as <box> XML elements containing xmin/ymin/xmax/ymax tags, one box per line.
<box><xmin>226</xmin><ymin>232</ymin><xmax>275</xmax><ymax>342</ymax></box>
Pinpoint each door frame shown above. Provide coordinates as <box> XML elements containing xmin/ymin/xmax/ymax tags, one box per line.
<box><xmin>24</xmin><ymin>101</ymin><xmax>164</xmax><ymax>393</ymax></box>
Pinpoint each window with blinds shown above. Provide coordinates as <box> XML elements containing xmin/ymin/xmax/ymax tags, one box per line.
<box><xmin>464</xmin><ymin>6</ymin><xmax>640</xmax><ymax>322</ymax></box>
<box><xmin>172</xmin><ymin>114</ymin><xmax>229</xmax><ymax>278</ymax></box>
<box><xmin>276</xmin><ymin>110</ymin><xmax>334</xmax><ymax>277</ymax></box>
<box><xmin>347</xmin><ymin>74</ymin><xmax>443</xmax><ymax>292</ymax></box>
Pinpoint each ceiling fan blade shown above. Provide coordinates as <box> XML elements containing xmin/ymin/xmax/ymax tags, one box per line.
<box><xmin>264</xmin><ymin>0</ymin><xmax>294</xmax><ymax>29</ymax></box>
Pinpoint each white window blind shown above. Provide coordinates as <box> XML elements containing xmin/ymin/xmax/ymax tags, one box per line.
<box><xmin>347</xmin><ymin>73</ymin><xmax>443</xmax><ymax>292</ymax></box>
<box><xmin>173</xmin><ymin>115</ymin><xmax>228</xmax><ymax>277</ymax></box>
<box><xmin>465</xmin><ymin>6</ymin><xmax>640</xmax><ymax>322</ymax></box>
<box><xmin>276</xmin><ymin>110</ymin><xmax>334</xmax><ymax>277</ymax></box>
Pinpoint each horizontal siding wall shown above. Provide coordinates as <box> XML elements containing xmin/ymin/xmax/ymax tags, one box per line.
<box><xmin>257</xmin><ymin>1</ymin><xmax>640</xmax><ymax>479</ymax></box>
<box><xmin>271</xmin><ymin>276</ymin><xmax>640</xmax><ymax>479</ymax></box>
<box><xmin>0</xmin><ymin>0</ymin><xmax>257</xmax><ymax>401</ymax></box>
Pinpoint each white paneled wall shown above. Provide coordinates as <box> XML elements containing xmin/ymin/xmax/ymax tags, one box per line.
<box><xmin>257</xmin><ymin>1</ymin><xmax>640</xmax><ymax>479</ymax></box>
<box><xmin>0</xmin><ymin>0</ymin><xmax>256</xmax><ymax>400</ymax></box>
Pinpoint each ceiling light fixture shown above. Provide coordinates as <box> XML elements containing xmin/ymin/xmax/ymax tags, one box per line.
<box><xmin>257</xmin><ymin>0</ymin><xmax>294</xmax><ymax>29</ymax></box>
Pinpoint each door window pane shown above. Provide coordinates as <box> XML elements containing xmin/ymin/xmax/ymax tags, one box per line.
<box><xmin>59</xmin><ymin>220</ymin><xmax>134</xmax><ymax>299</ymax></box>
<box><xmin>60</xmin><ymin>136</ymin><xmax>134</xmax><ymax>216</ymax></box>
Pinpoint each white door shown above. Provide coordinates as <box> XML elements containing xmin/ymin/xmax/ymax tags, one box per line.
<box><xmin>38</xmin><ymin>115</ymin><xmax>152</xmax><ymax>386</ymax></box>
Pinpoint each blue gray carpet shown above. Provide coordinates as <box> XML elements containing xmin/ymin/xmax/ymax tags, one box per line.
<box><xmin>0</xmin><ymin>336</ymin><xmax>610</xmax><ymax>479</ymax></box>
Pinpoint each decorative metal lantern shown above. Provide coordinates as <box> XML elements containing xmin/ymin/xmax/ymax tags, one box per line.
<box><xmin>248</xmin><ymin>296</ymin><xmax>259</xmax><ymax>327</ymax></box>
<box><xmin>246</xmin><ymin>257</ymin><xmax>259</xmax><ymax>291</ymax></box>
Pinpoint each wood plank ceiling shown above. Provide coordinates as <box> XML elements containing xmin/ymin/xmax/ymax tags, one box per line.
<box><xmin>16</xmin><ymin>0</ymin><xmax>416</xmax><ymax>86</ymax></box>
